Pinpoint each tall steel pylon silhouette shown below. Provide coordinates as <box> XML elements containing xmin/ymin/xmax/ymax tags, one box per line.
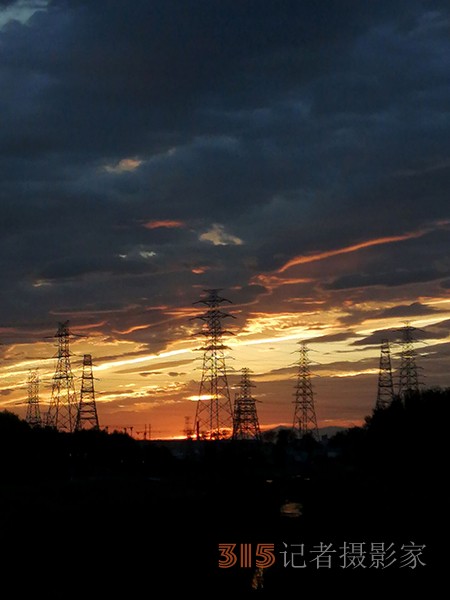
<box><xmin>193</xmin><ymin>289</ymin><xmax>234</xmax><ymax>440</ymax></box>
<box><xmin>75</xmin><ymin>354</ymin><xmax>100</xmax><ymax>430</ymax></box>
<box><xmin>25</xmin><ymin>369</ymin><xmax>41</xmax><ymax>427</ymax></box>
<box><xmin>376</xmin><ymin>339</ymin><xmax>395</xmax><ymax>409</ymax></box>
<box><xmin>397</xmin><ymin>323</ymin><xmax>422</xmax><ymax>398</ymax></box>
<box><xmin>46</xmin><ymin>321</ymin><xmax>78</xmax><ymax>432</ymax></box>
<box><xmin>292</xmin><ymin>341</ymin><xmax>320</xmax><ymax>442</ymax></box>
<box><xmin>232</xmin><ymin>368</ymin><xmax>261</xmax><ymax>441</ymax></box>
<box><xmin>183</xmin><ymin>416</ymin><xmax>194</xmax><ymax>440</ymax></box>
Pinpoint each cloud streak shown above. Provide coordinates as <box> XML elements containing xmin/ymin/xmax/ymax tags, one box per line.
<box><xmin>277</xmin><ymin>221</ymin><xmax>450</xmax><ymax>273</ymax></box>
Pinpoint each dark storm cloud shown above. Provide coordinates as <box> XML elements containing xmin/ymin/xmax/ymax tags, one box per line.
<box><xmin>378</xmin><ymin>302</ymin><xmax>443</xmax><ymax>319</ymax></box>
<box><xmin>0</xmin><ymin>0</ymin><xmax>450</xmax><ymax>342</ymax></box>
<box><xmin>325</xmin><ymin>228</ymin><xmax>450</xmax><ymax>291</ymax></box>
<box><xmin>231</xmin><ymin>285</ymin><xmax>268</xmax><ymax>307</ymax></box>
<box><xmin>338</xmin><ymin>302</ymin><xmax>443</xmax><ymax>327</ymax></box>
<box><xmin>327</xmin><ymin>267</ymin><xmax>446</xmax><ymax>291</ymax></box>
<box><xmin>309</xmin><ymin>331</ymin><xmax>359</xmax><ymax>344</ymax></box>
<box><xmin>252</xmin><ymin>354</ymin><xmax>377</xmax><ymax>380</ymax></box>
<box><xmin>1</xmin><ymin>0</ymin><xmax>385</xmax><ymax>157</ymax></box>
<box><xmin>351</xmin><ymin>328</ymin><xmax>403</xmax><ymax>346</ymax></box>
<box><xmin>353</xmin><ymin>318</ymin><xmax>450</xmax><ymax>346</ymax></box>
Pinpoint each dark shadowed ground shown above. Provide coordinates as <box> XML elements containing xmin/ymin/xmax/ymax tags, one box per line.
<box><xmin>1</xmin><ymin>390</ymin><xmax>447</xmax><ymax>594</ymax></box>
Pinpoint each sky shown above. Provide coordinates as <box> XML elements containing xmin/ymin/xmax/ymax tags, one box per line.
<box><xmin>1</xmin><ymin>0</ymin><xmax>450</xmax><ymax>438</ymax></box>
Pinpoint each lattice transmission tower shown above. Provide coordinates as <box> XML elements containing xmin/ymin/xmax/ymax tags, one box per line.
<box><xmin>75</xmin><ymin>354</ymin><xmax>100</xmax><ymax>430</ymax></box>
<box><xmin>193</xmin><ymin>289</ymin><xmax>234</xmax><ymax>440</ymax></box>
<box><xmin>292</xmin><ymin>341</ymin><xmax>320</xmax><ymax>442</ymax></box>
<box><xmin>232</xmin><ymin>368</ymin><xmax>261</xmax><ymax>441</ymax></box>
<box><xmin>183</xmin><ymin>416</ymin><xmax>194</xmax><ymax>440</ymax></box>
<box><xmin>376</xmin><ymin>339</ymin><xmax>395</xmax><ymax>409</ymax></box>
<box><xmin>46</xmin><ymin>321</ymin><xmax>78</xmax><ymax>432</ymax></box>
<box><xmin>25</xmin><ymin>369</ymin><xmax>41</xmax><ymax>427</ymax></box>
<box><xmin>397</xmin><ymin>323</ymin><xmax>422</xmax><ymax>398</ymax></box>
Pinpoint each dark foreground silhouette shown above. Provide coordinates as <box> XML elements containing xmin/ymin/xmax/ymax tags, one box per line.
<box><xmin>0</xmin><ymin>388</ymin><xmax>447</xmax><ymax>593</ymax></box>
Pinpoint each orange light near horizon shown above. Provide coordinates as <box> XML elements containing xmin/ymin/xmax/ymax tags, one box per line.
<box><xmin>1</xmin><ymin>357</ymin><xmax>53</xmax><ymax>371</ymax></box>
<box><xmin>232</xmin><ymin>333</ymin><xmax>310</xmax><ymax>347</ymax></box>
<box><xmin>95</xmin><ymin>348</ymin><xmax>193</xmax><ymax>372</ymax></box>
<box><xmin>186</xmin><ymin>394</ymin><xmax>213</xmax><ymax>401</ymax></box>
<box><xmin>94</xmin><ymin>328</ymin><xmax>329</xmax><ymax>375</ymax></box>
<box><xmin>331</xmin><ymin>368</ymin><xmax>379</xmax><ymax>378</ymax></box>
<box><xmin>321</xmin><ymin>418</ymin><xmax>365</xmax><ymax>429</ymax></box>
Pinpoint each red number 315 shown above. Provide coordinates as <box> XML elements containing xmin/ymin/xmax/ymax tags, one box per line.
<box><xmin>218</xmin><ymin>543</ymin><xmax>275</xmax><ymax>568</ymax></box>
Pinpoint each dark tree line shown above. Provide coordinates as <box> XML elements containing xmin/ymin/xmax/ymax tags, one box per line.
<box><xmin>0</xmin><ymin>411</ymin><xmax>176</xmax><ymax>481</ymax></box>
<box><xmin>0</xmin><ymin>389</ymin><xmax>447</xmax><ymax>590</ymax></box>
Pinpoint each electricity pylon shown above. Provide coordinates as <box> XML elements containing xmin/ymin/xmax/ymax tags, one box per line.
<box><xmin>46</xmin><ymin>321</ymin><xmax>78</xmax><ymax>432</ymax></box>
<box><xmin>232</xmin><ymin>368</ymin><xmax>261</xmax><ymax>441</ymax></box>
<box><xmin>376</xmin><ymin>339</ymin><xmax>394</xmax><ymax>409</ymax></box>
<box><xmin>397</xmin><ymin>323</ymin><xmax>422</xmax><ymax>398</ymax></box>
<box><xmin>193</xmin><ymin>289</ymin><xmax>234</xmax><ymax>440</ymax></box>
<box><xmin>25</xmin><ymin>369</ymin><xmax>41</xmax><ymax>427</ymax></box>
<box><xmin>75</xmin><ymin>354</ymin><xmax>100</xmax><ymax>430</ymax></box>
<box><xmin>292</xmin><ymin>341</ymin><xmax>320</xmax><ymax>442</ymax></box>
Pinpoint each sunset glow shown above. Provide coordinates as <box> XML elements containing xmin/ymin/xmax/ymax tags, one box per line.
<box><xmin>0</xmin><ymin>0</ymin><xmax>449</xmax><ymax>440</ymax></box>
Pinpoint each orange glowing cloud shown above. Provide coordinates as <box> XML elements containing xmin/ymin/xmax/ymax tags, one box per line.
<box><xmin>70</xmin><ymin>320</ymin><xmax>108</xmax><ymax>331</ymax></box>
<box><xmin>104</xmin><ymin>158</ymin><xmax>142</xmax><ymax>173</ymax></box>
<box><xmin>163</xmin><ymin>307</ymin><xmax>200</xmax><ymax>319</ymax></box>
<box><xmin>113</xmin><ymin>324</ymin><xmax>151</xmax><ymax>335</ymax></box>
<box><xmin>254</xmin><ymin>274</ymin><xmax>313</xmax><ymax>288</ymax></box>
<box><xmin>95</xmin><ymin>348</ymin><xmax>192</xmax><ymax>372</ymax></box>
<box><xmin>277</xmin><ymin>221</ymin><xmax>450</xmax><ymax>274</ymax></box>
<box><xmin>0</xmin><ymin>327</ymin><xmax>20</xmax><ymax>334</ymax></box>
<box><xmin>144</xmin><ymin>220</ymin><xmax>185</xmax><ymax>230</ymax></box>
